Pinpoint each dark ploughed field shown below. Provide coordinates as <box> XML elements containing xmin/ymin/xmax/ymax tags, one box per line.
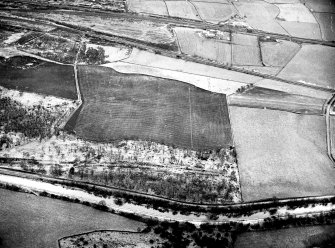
<box><xmin>0</xmin><ymin>188</ymin><xmax>144</xmax><ymax>248</ymax></box>
<box><xmin>67</xmin><ymin>66</ymin><xmax>232</xmax><ymax>150</ymax></box>
<box><xmin>0</xmin><ymin>56</ymin><xmax>77</xmax><ymax>100</ymax></box>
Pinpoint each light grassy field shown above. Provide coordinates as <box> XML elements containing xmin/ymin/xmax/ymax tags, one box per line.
<box><xmin>277</xmin><ymin>44</ymin><xmax>335</xmax><ymax>90</ymax></box>
<box><xmin>234</xmin><ymin>1</ymin><xmax>288</xmax><ymax>35</ymax></box>
<box><xmin>0</xmin><ymin>188</ymin><xmax>144</xmax><ymax>248</ymax></box>
<box><xmin>192</xmin><ymin>2</ymin><xmax>236</xmax><ymax>23</ymax></box>
<box><xmin>260</xmin><ymin>40</ymin><xmax>301</xmax><ymax>67</ymax></box>
<box><xmin>275</xmin><ymin>3</ymin><xmax>317</xmax><ymax>23</ymax></box>
<box><xmin>277</xmin><ymin>21</ymin><xmax>321</xmax><ymax>39</ymax></box>
<box><xmin>231</xmin><ymin>34</ymin><xmax>261</xmax><ymax>66</ymax></box>
<box><xmin>229</xmin><ymin>106</ymin><xmax>335</xmax><ymax>201</ymax></box>
<box><xmin>235</xmin><ymin>225</ymin><xmax>335</xmax><ymax>248</ymax></box>
<box><xmin>165</xmin><ymin>1</ymin><xmax>201</xmax><ymax>20</ymax></box>
<box><xmin>74</xmin><ymin>66</ymin><xmax>233</xmax><ymax>150</ymax></box>
<box><xmin>128</xmin><ymin>0</ymin><xmax>168</xmax><ymax>16</ymax></box>
<box><xmin>174</xmin><ymin>27</ymin><xmax>232</xmax><ymax>65</ymax></box>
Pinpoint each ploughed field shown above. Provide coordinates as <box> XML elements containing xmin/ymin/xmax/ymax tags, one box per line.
<box><xmin>0</xmin><ymin>56</ymin><xmax>77</xmax><ymax>100</ymax></box>
<box><xmin>229</xmin><ymin>107</ymin><xmax>335</xmax><ymax>201</ymax></box>
<box><xmin>68</xmin><ymin>66</ymin><xmax>233</xmax><ymax>150</ymax></box>
<box><xmin>0</xmin><ymin>188</ymin><xmax>144</xmax><ymax>248</ymax></box>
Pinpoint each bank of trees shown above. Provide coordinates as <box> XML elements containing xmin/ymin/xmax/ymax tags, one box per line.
<box><xmin>0</xmin><ymin>97</ymin><xmax>56</xmax><ymax>140</ymax></box>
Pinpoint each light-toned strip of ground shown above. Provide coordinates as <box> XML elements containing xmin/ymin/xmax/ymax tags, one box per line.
<box><xmin>103</xmin><ymin>61</ymin><xmax>246</xmax><ymax>95</ymax></box>
<box><xmin>123</xmin><ymin>48</ymin><xmax>261</xmax><ymax>83</ymax></box>
<box><xmin>0</xmin><ymin>47</ymin><xmax>68</xmax><ymax>65</ymax></box>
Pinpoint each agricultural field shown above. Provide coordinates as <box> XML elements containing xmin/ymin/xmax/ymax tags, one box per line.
<box><xmin>233</xmin><ymin>1</ymin><xmax>288</xmax><ymax>35</ymax></box>
<box><xmin>228</xmin><ymin>86</ymin><xmax>325</xmax><ymax>115</ymax></box>
<box><xmin>165</xmin><ymin>1</ymin><xmax>201</xmax><ymax>20</ymax></box>
<box><xmin>12</xmin><ymin>10</ymin><xmax>179</xmax><ymax>51</ymax></box>
<box><xmin>275</xmin><ymin>3</ymin><xmax>317</xmax><ymax>23</ymax></box>
<box><xmin>229</xmin><ymin>106</ymin><xmax>335</xmax><ymax>202</ymax></box>
<box><xmin>260</xmin><ymin>39</ymin><xmax>301</xmax><ymax>67</ymax></box>
<box><xmin>128</xmin><ymin>0</ymin><xmax>169</xmax><ymax>16</ymax></box>
<box><xmin>231</xmin><ymin>33</ymin><xmax>262</xmax><ymax>66</ymax></box>
<box><xmin>70</xmin><ymin>66</ymin><xmax>233</xmax><ymax>150</ymax></box>
<box><xmin>174</xmin><ymin>27</ymin><xmax>232</xmax><ymax>65</ymax></box>
<box><xmin>0</xmin><ymin>56</ymin><xmax>77</xmax><ymax>99</ymax></box>
<box><xmin>0</xmin><ymin>188</ymin><xmax>143</xmax><ymax>248</ymax></box>
<box><xmin>192</xmin><ymin>2</ymin><xmax>236</xmax><ymax>23</ymax></box>
<box><xmin>234</xmin><ymin>224</ymin><xmax>335</xmax><ymax>248</ymax></box>
<box><xmin>278</xmin><ymin>20</ymin><xmax>321</xmax><ymax>39</ymax></box>
<box><xmin>277</xmin><ymin>44</ymin><xmax>335</xmax><ymax>90</ymax></box>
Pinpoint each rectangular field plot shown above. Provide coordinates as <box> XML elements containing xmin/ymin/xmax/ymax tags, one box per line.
<box><xmin>231</xmin><ymin>34</ymin><xmax>262</xmax><ymax>66</ymax></box>
<box><xmin>192</xmin><ymin>2</ymin><xmax>236</xmax><ymax>23</ymax></box>
<box><xmin>72</xmin><ymin>66</ymin><xmax>232</xmax><ymax>150</ymax></box>
<box><xmin>277</xmin><ymin>44</ymin><xmax>335</xmax><ymax>90</ymax></box>
<box><xmin>229</xmin><ymin>106</ymin><xmax>335</xmax><ymax>201</ymax></box>
<box><xmin>174</xmin><ymin>27</ymin><xmax>231</xmax><ymax>65</ymax></box>
<box><xmin>0</xmin><ymin>56</ymin><xmax>77</xmax><ymax>99</ymax></box>
<box><xmin>165</xmin><ymin>1</ymin><xmax>201</xmax><ymax>20</ymax></box>
<box><xmin>260</xmin><ymin>40</ymin><xmax>301</xmax><ymax>67</ymax></box>
<box><xmin>128</xmin><ymin>0</ymin><xmax>169</xmax><ymax>16</ymax></box>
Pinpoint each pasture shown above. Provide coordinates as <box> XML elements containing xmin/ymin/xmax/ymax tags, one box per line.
<box><xmin>128</xmin><ymin>0</ymin><xmax>169</xmax><ymax>16</ymax></box>
<box><xmin>192</xmin><ymin>2</ymin><xmax>236</xmax><ymax>23</ymax></box>
<box><xmin>174</xmin><ymin>27</ymin><xmax>231</xmax><ymax>65</ymax></box>
<box><xmin>260</xmin><ymin>40</ymin><xmax>301</xmax><ymax>67</ymax></box>
<box><xmin>72</xmin><ymin>66</ymin><xmax>233</xmax><ymax>150</ymax></box>
<box><xmin>0</xmin><ymin>56</ymin><xmax>77</xmax><ymax>100</ymax></box>
<box><xmin>231</xmin><ymin>34</ymin><xmax>261</xmax><ymax>66</ymax></box>
<box><xmin>234</xmin><ymin>1</ymin><xmax>288</xmax><ymax>35</ymax></box>
<box><xmin>277</xmin><ymin>21</ymin><xmax>321</xmax><ymax>39</ymax></box>
<box><xmin>0</xmin><ymin>188</ymin><xmax>144</xmax><ymax>248</ymax></box>
<box><xmin>229</xmin><ymin>106</ymin><xmax>335</xmax><ymax>201</ymax></box>
<box><xmin>165</xmin><ymin>1</ymin><xmax>201</xmax><ymax>20</ymax></box>
<box><xmin>277</xmin><ymin>44</ymin><xmax>335</xmax><ymax>90</ymax></box>
<box><xmin>275</xmin><ymin>3</ymin><xmax>317</xmax><ymax>23</ymax></box>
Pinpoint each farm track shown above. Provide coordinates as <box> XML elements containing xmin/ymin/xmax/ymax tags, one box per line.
<box><xmin>1</xmin><ymin>11</ymin><xmax>333</xmax><ymax>94</ymax></box>
<box><xmin>0</xmin><ymin>166</ymin><xmax>335</xmax><ymax>210</ymax></box>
